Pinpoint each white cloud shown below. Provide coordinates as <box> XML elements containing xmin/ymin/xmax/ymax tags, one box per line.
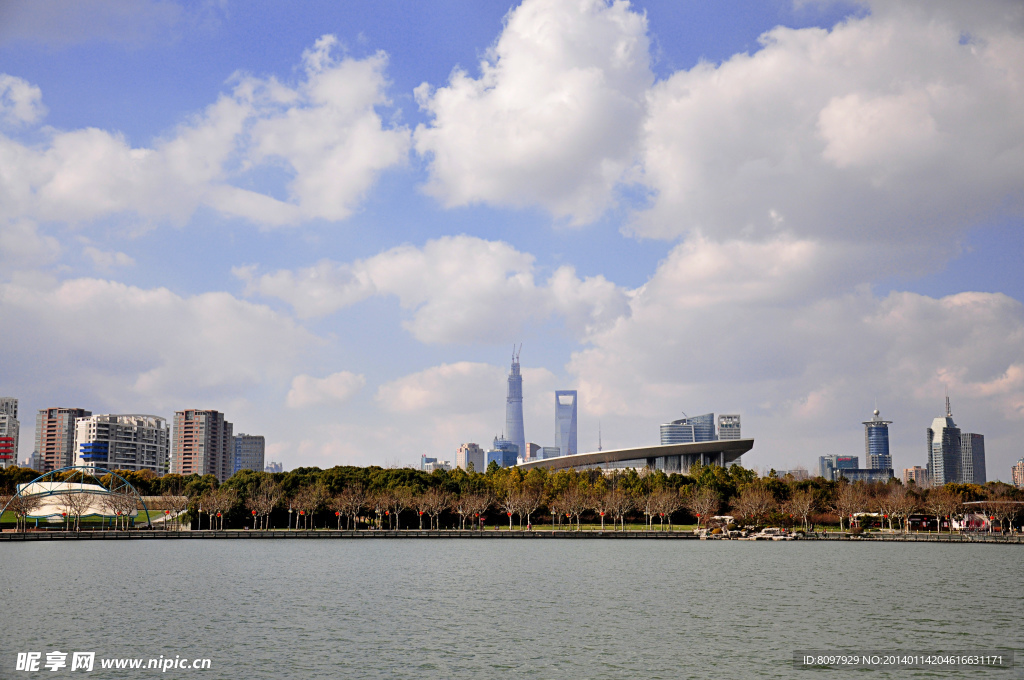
<box><xmin>236</xmin><ymin>235</ymin><xmax>630</xmax><ymax>343</ymax></box>
<box><xmin>0</xmin><ymin>36</ymin><xmax>408</xmax><ymax>230</ymax></box>
<box><xmin>414</xmin><ymin>0</ymin><xmax>652</xmax><ymax>224</ymax></box>
<box><xmin>0</xmin><ymin>74</ymin><xmax>46</xmax><ymax>126</ymax></box>
<box><xmin>0</xmin><ymin>277</ymin><xmax>322</xmax><ymax>408</ymax></box>
<box><xmin>286</xmin><ymin>371</ymin><xmax>366</xmax><ymax>408</ymax></box>
<box><xmin>83</xmin><ymin>246</ymin><xmax>135</xmax><ymax>271</ymax></box>
<box><xmin>246</xmin><ymin>38</ymin><xmax>411</xmax><ymax>222</ymax></box>
<box><xmin>0</xmin><ymin>220</ymin><xmax>60</xmax><ymax>269</ymax></box>
<box><xmin>566</xmin><ymin>234</ymin><xmax>1024</xmax><ymax>471</ymax></box>
<box><xmin>631</xmin><ymin>1</ymin><xmax>1024</xmax><ymax>264</ymax></box>
<box><xmin>376</xmin><ymin>362</ymin><xmax>504</xmax><ymax>413</ymax></box>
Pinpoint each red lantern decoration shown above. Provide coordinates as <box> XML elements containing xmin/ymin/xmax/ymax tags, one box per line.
<box><xmin>507</xmin><ymin>512</ymin><xmax>512</xmax><ymax>517</ymax></box>
<box><xmin>335</xmin><ymin>511</ymin><xmax>340</xmax><ymax>516</ymax></box>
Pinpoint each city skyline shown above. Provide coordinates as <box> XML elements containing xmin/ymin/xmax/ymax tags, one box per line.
<box><xmin>0</xmin><ymin>1</ymin><xmax>1022</xmax><ymax>478</ymax></box>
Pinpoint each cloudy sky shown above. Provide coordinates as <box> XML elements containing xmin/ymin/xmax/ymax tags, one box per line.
<box><xmin>1</xmin><ymin>0</ymin><xmax>1022</xmax><ymax>478</ymax></box>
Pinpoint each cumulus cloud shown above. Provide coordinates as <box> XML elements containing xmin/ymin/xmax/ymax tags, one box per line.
<box><xmin>83</xmin><ymin>246</ymin><xmax>135</xmax><ymax>271</ymax></box>
<box><xmin>414</xmin><ymin>0</ymin><xmax>652</xmax><ymax>224</ymax></box>
<box><xmin>0</xmin><ymin>74</ymin><xmax>46</xmax><ymax>126</ymax></box>
<box><xmin>567</xmin><ymin>234</ymin><xmax>1024</xmax><ymax>469</ymax></box>
<box><xmin>631</xmin><ymin>1</ymin><xmax>1024</xmax><ymax>262</ymax></box>
<box><xmin>0</xmin><ymin>220</ymin><xmax>60</xmax><ymax>270</ymax></box>
<box><xmin>286</xmin><ymin>371</ymin><xmax>366</xmax><ymax>408</ymax></box>
<box><xmin>0</xmin><ymin>277</ymin><xmax>322</xmax><ymax>407</ymax></box>
<box><xmin>0</xmin><ymin>36</ymin><xmax>408</xmax><ymax>229</ymax></box>
<box><xmin>376</xmin><ymin>362</ymin><xmax>505</xmax><ymax>413</ymax></box>
<box><xmin>235</xmin><ymin>235</ymin><xmax>630</xmax><ymax>343</ymax></box>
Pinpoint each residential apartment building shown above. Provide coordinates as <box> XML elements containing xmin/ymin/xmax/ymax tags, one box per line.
<box><xmin>1012</xmin><ymin>459</ymin><xmax>1024</xmax><ymax>488</ymax></box>
<box><xmin>232</xmin><ymin>433</ymin><xmax>266</xmax><ymax>474</ymax></box>
<box><xmin>903</xmin><ymin>466</ymin><xmax>928</xmax><ymax>486</ymax></box>
<box><xmin>35</xmin><ymin>407</ymin><xmax>92</xmax><ymax>472</ymax></box>
<box><xmin>171</xmin><ymin>410</ymin><xmax>233</xmax><ymax>482</ymax></box>
<box><xmin>0</xmin><ymin>397</ymin><xmax>19</xmax><ymax>469</ymax></box>
<box><xmin>74</xmin><ymin>414</ymin><xmax>169</xmax><ymax>474</ymax></box>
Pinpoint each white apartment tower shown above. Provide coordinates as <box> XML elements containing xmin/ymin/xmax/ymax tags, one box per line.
<box><xmin>75</xmin><ymin>414</ymin><xmax>169</xmax><ymax>475</ymax></box>
<box><xmin>456</xmin><ymin>443</ymin><xmax>485</xmax><ymax>471</ymax></box>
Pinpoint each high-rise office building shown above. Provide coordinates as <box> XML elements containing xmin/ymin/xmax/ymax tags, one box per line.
<box><xmin>927</xmin><ymin>397</ymin><xmax>961</xmax><ymax>486</ymax></box>
<box><xmin>717</xmin><ymin>414</ymin><xmax>741</xmax><ymax>440</ymax></box>
<box><xmin>863</xmin><ymin>409</ymin><xmax>892</xmax><ymax>470</ymax></box>
<box><xmin>661</xmin><ymin>413</ymin><xmax>716</xmax><ymax>445</ymax></box>
<box><xmin>233</xmin><ymin>434</ymin><xmax>265</xmax><ymax>474</ymax></box>
<box><xmin>456</xmin><ymin>443</ymin><xmax>485</xmax><ymax>471</ymax></box>
<box><xmin>171</xmin><ymin>409</ymin><xmax>233</xmax><ymax>482</ymax></box>
<box><xmin>0</xmin><ymin>397</ymin><xmax>19</xmax><ymax>469</ymax></box>
<box><xmin>959</xmin><ymin>432</ymin><xmax>986</xmax><ymax>485</ymax></box>
<box><xmin>1013</xmin><ymin>459</ymin><xmax>1024</xmax><ymax>488</ymax></box>
<box><xmin>818</xmin><ymin>455</ymin><xmax>859</xmax><ymax>480</ymax></box>
<box><xmin>265</xmin><ymin>461</ymin><xmax>284</xmax><ymax>474</ymax></box>
<box><xmin>35</xmin><ymin>407</ymin><xmax>92</xmax><ymax>472</ymax></box>
<box><xmin>504</xmin><ymin>348</ymin><xmax>526</xmax><ymax>466</ymax></box>
<box><xmin>525</xmin><ymin>442</ymin><xmax>541</xmax><ymax>461</ymax></box>
<box><xmin>74</xmin><ymin>414</ymin><xmax>169</xmax><ymax>474</ymax></box>
<box><xmin>554</xmin><ymin>390</ymin><xmax>577</xmax><ymax>457</ymax></box>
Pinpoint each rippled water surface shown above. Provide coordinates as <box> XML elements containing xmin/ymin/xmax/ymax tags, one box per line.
<box><xmin>1</xmin><ymin>539</ymin><xmax>1021</xmax><ymax>679</ymax></box>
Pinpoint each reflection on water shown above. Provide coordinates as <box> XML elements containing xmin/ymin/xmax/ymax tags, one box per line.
<box><xmin>1</xmin><ymin>540</ymin><xmax>1021</xmax><ymax>679</ymax></box>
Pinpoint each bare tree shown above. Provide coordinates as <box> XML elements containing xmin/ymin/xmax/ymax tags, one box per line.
<box><xmin>732</xmin><ymin>486</ymin><xmax>776</xmax><ymax>526</ymax></box>
<box><xmin>335</xmin><ymin>484</ymin><xmax>365</xmax><ymax>530</ymax></box>
<box><xmin>591</xmin><ymin>489</ymin><xmax>611</xmax><ymax>530</ymax></box>
<box><xmin>498</xmin><ymin>487</ymin><xmax>518</xmax><ymax>530</ymax></box>
<box><xmin>387</xmin><ymin>487</ymin><xmax>412</xmax><ymax>530</ymax></box>
<box><xmin>7</xmin><ymin>493</ymin><xmax>43</xmax><ymax>532</ymax></box>
<box><xmin>830</xmin><ymin>483</ymin><xmax>865</xmax><ymax>531</ymax></box>
<box><xmin>463</xmin><ymin>491</ymin><xmax>492</xmax><ymax>530</ymax></box>
<box><xmin>925</xmin><ymin>487</ymin><xmax>961</xmax><ymax>533</ymax></box>
<box><xmin>423</xmin><ymin>488</ymin><xmax>451</xmax><ymax>530</ymax></box>
<box><xmin>785</xmin><ymin>489</ymin><xmax>816</xmax><ymax>532</ymax></box>
<box><xmin>605</xmin><ymin>489</ymin><xmax>633</xmax><ymax>531</ymax></box>
<box><xmin>520</xmin><ymin>482</ymin><xmax>543</xmax><ymax>527</ymax></box>
<box><xmin>876</xmin><ymin>485</ymin><xmax>906</xmax><ymax>532</ymax></box>
<box><xmin>686</xmin><ymin>487</ymin><xmax>720</xmax><ymax>529</ymax></box>
<box><xmin>62</xmin><ymin>491</ymin><xmax>91</xmax><ymax>531</ymax></box>
<box><xmin>654</xmin><ymin>488</ymin><xmax>684</xmax><ymax>531</ymax></box>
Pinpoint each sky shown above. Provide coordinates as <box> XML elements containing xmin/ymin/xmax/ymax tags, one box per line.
<box><xmin>0</xmin><ymin>0</ymin><xmax>1022</xmax><ymax>479</ymax></box>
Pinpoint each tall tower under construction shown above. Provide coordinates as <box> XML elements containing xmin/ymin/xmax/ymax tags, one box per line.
<box><xmin>505</xmin><ymin>346</ymin><xmax>526</xmax><ymax>461</ymax></box>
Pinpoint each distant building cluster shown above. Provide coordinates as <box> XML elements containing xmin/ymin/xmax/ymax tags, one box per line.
<box><xmin>0</xmin><ymin>397</ymin><xmax>270</xmax><ymax>481</ymax></box>
<box><xmin>816</xmin><ymin>399</ymin><xmax>993</xmax><ymax>486</ymax></box>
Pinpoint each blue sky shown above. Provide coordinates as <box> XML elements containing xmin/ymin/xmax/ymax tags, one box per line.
<box><xmin>1</xmin><ymin>0</ymin><xmax>1022</xmax><ymax>479</ymax></box>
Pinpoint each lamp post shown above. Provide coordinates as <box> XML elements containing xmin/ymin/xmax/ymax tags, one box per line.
<box><xmin>551</xmin><ymin>508</ymin><xmax>556</xmax><ymax>529</ymax></box>
<box><xmin>288</xmin><ymin>506</ymin><xmax>293</xmax><ymax>530</ymax></box>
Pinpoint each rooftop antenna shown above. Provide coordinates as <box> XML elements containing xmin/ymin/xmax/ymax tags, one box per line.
<box><xmin>598</xmin><ymin>421</ymin><xmax>603</xmax><ymax>452</ymax></box>
<box><xmin>945</xmin><ymin>388</ymin><xmax>952</xmax><ymax>417</ymax></box>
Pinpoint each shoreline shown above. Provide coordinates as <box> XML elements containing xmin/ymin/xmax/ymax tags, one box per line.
<box><xmin>2</xmin><ymin>529</ymin><xmax>1022</xmax><ymax>543</ymax></box>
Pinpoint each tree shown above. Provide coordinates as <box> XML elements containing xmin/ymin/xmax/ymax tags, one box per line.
<box><xmin>732</xmin><ymin>485</ymin><xmax>776</xmax><ymax>526</ymax></box>
<box><xmin>925</xmin><ymin>487</ymin><xmax>961</xmax><ymax>533</ymax></box>
<box><xmin>591</xmin><ymin>489</ymin><xmax>610</xmax><ymax>530</ymax></box>
<box><xmin>386</xmin><ymin>487</ymin><xmax>412</xmax><ymax>530</ymax></box>
<box><xmin>829</xmin><ymin>483</ymin><xmax>864</xmax><ymax>531</ymax></box>
<box><xmin>246</xmin><ymin>477</ymin><xmax>282</xmax><ymax>530</ymax></box>
<box><xmin>463</xmin><ymin>491</ymin><xmax>492</xmax><ymax>530</ymax></box>
<box><xmin>605</xmin><ymin>489</ymin><xmax>633</xmax><ymax>531</ymax></box>
<box><xmin>6</xmin><ymin>492</ymin><xmax>42</xmax><ymax>531</ymax></box>
<box><xmin>875</xmin><ymin>485</ymin><xmax>906</xmax><ymax>532</ymax></box>
<box><xmin>61</xmin><ymin>491</ymin><xmax>91</xmax><ymax>532</ymax></box>
<box><xmin>423</xmin><ymin>487</ymin><xmax>451</xmax><ymax>530</ymax></box>
<box><xmin>786</xmin><ymin>489</ymin><xmax>816</xmax><ymax>531</ymax></box>
<box><xmin>653</xmin><ymin>488</ymin><xmax>684</xmax><ymax>531</ymax></box>
<box><xmin>687</xmin><ymin>487</ymin><xmax>720</xmax><ymax>529</ymax></box>
<box><xmin>334</xmin><ymin>484</ymin><xmax>365</xmax><ymax>530</ymax></box>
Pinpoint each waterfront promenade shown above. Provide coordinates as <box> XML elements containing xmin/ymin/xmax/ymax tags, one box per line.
<box><xmin>2</xmin><ymin>529</ymin><xmax>1021</xmax><ymax>543</ymax></box>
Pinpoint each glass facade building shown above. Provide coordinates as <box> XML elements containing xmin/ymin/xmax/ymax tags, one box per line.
<box><xmin>233</xmin><ymin>433</ymin><xmax>265</xmax><ymax>474</ymax></box>
<box><xmin>863</xmin><ymin>409</ymin><xmax>892</xmax><ymax>470</ymax></box>
<box><xmin>554</xmin><ymin>391</ymin><xmax>577</xmax><ymax>457</ymax></box>
<box><xmin>660</xmin><ymin>413</ymin><xmax>716</xmax><ymax>445</ymax></box>
<box><xmin>959</xmin><ymin>432</ymin><xmax>986</xmax><ymax>485</ymax></box>
<box><xmin>818</xmin><ymin>455</ymin><xmax>859</xmax><ymax>481</ymax></box>
<box><xmin>927</xmin><ymin>398</ymin><xmax>961</xmax><ymax>486</ymax></box>
<box><xmin>504</xmin><ymin>351</ymin><xmax>526</xmax><ymax>466</ymax></box>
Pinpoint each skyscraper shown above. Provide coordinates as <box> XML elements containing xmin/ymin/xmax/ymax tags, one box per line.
<box><xmin>0</xmin><ymin>397</ymin><xmax>19</xmax><ymax>470</ymax></box>
<box><xmin>35</xmin><ymin>407</ymin><xmax>92</xmax><ymax>472</ymax></box>
<box><xmin>504</xmin><ymin>347</ymin><xmax>526</xmax><ymax>465</ymax></box>
<box><xmin>660</xmin><ymin>413</ymin><xmax>716</xmax><ymax>445</ymax></box>
<box><xmin>927</xmin><ymin>397</ymin><xmax>961</xmax><ymax>486</ymax></box>
<box><xmin>171</xmin><ymin>409</ymin><xmax>233</xmax><ymax>482</ymax></box>
<box><xmin>554</xmin><ymin>390</ymin><xmax>577</xmax><ymax>457</ymax></box>
<box><xmin>233</xmin><ymin>433</ymin><xmax>266</xmax><ymax>474</ymax></box>
<box><xmin>863</xmin><ymin>409</ymin><xmax>892</xmax><ymax>470</ymax></box>
<box><xmin>74</xmin><ymin>414</ymin><xmax>169</xmax><ymax>474</ymax></box>
<box><xmin>959</xmin><ymin>432</ymin><xmax>986</xmax><ymax>485</ymax></box>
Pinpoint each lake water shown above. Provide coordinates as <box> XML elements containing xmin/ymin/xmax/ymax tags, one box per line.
<box><xmin>1</xmin><ymin>539</ymin><xmax>1021</xmax><ymax>679</ymax></box>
